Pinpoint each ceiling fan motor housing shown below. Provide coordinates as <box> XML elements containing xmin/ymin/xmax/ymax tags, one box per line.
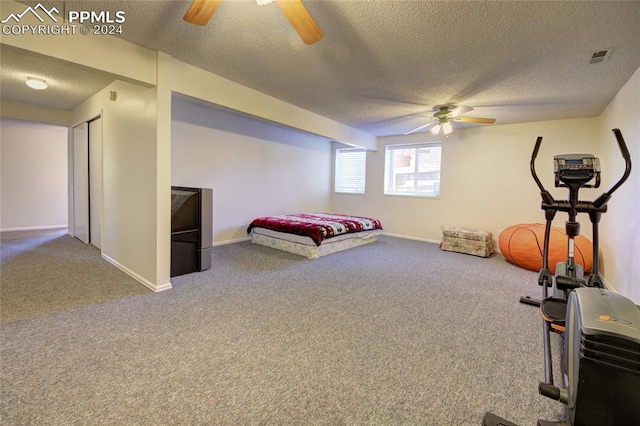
<box><xmin>434</xmin><ymin>106</ymin><xmax>453</xmax><ymax>122</ymax></box>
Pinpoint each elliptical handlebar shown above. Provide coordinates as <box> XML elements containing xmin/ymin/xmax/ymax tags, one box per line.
<box><xmin>530</xmin><ymin>136</ymin><xmax>545</xmax><ymax>192</ymax></box>
<box><xmin>592</xmin><ymin>129</ymin><xmax>632</xmax><ymax>209</ymax></box>
<box><xmin>606</xmin><ymin>129</ymin><xmax>632</xmax><ymax>196</ymax></box>
<box><xmin>614</xmin><ymin>128</ymin><xmax>632</xmax><ymax>160</ymax></box>
<box><xmin>530</xmin><ymin>136</ymin><xmax>556</xmax><ymax>205</ymax></box>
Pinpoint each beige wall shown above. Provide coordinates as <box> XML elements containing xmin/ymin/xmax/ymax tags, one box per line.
<box><xmin>0</xmin><ymin>117</ymin><xmax>68</xmax><ymax>230</ymax></box>
<box><xmin>172</xmin><ymin>96</ymin><xmax>332</xmax><ymax>244</ymax></box>
<box><xmin>0</xmin><ymin>100</ymin><xmax>71</xmax><ymax>126</ymax></box>
<box><xmin>332</xmin><ymin>117</ymin><xmax>600</xmax><ymax>246</ymax></box>
<box><xmin>155</xmin><ymin>52</ymin><xmax>173</xmax><ymax>289</ymax></box>
<box><xmin>70</xmin><ymin>80</ymin><xmax>170</xmax><ymax>291</ymax></box>
<box><xmin>598</xmin><ymin>66</ymin><xmax>639</xmax><ymax>303</ymax></box>
<box><xmin>170</xmin><ymin>59</ymin><xmax>376</xmax><ymax>150</ymax></box>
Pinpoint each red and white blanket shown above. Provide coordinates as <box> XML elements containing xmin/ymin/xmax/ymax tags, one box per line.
<box><xmin>247</xmin><ymin>213</ymin><xmax>383</xmax><ymax>246</ymax></box>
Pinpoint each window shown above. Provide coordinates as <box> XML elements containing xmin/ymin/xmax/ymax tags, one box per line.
<box><xmin>335</xmin><ymin>148</ymin><xmax>366</xmax><ymax>194</ymax></box>
<box><xmin>384</xmin><ymin>142</ymin><xmax>441</xmax><ymax>197</ymax></box>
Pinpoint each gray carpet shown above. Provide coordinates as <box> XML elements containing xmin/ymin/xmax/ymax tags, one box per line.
<box><xmin>1</xmin><ymin>231</ymin><xmax>566</xmax><ymax>425</ymax></box>
<box><xmin>1</xmin><ymin>229</ymin><xmax>151</xmax><ymax>322</ymax></box>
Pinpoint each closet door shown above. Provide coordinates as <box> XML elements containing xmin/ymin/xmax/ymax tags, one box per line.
<box><xmin>89</xmin><ymin>118</ymin><xmax>102</xmax><ymax>249</ymax></box>
<box><xmin>73</xmin><ymin>123</ymin><xmax>89</xmax><ymax>244</ymax></box>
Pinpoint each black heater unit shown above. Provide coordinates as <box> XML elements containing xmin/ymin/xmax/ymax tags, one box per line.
<box><xmin>170</xmin><ymin>186</ymin><xmax>212</xmax><ymax>277</ymax></box>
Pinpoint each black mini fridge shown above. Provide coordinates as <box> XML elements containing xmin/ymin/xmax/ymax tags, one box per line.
<box><xmin>170</xmin><ymin>186</ymin><xmax>212</xmax><ymax>277</ymax></box>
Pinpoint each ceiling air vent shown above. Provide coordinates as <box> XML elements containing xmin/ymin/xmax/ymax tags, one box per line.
<box><xmin>589</xmin><ymin>48</ymin><xmax>613</xmax><ymax>64</ymax></box>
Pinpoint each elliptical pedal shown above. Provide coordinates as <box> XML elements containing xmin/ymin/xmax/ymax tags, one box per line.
<box><xmin>541</xmin><ymin>298</ymin><xmax>567</xmax><ymax>333</ymax></box>
<box><xmin>482</xmin><ymin>412</ymin><xmax>519</xmax><ymax>426</ymax></box>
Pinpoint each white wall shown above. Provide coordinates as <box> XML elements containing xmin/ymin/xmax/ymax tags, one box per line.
<box><xmin>172</xmin><ymin>96</ymin><xmax>332</xmax><ymax>244</ymax></box>
<box><xmin>332</xmin><ymin>117</ymin><xmax>600</xmax><ymax>246</ymax></box>
<box><xmin>170</xmin><ymin>59</ymin><xmax>376</xmax><ymax>150</ymax></box>
<box><xmin>0</xmin><ymin>100</ymin><xmax>71</xmax><ymax>127</ymax></box>
<box><xmin>71</xmin><ymin>80</ymin><xmax>170</xmax><ymax>291</ymax></box>
<box><xmin>597</xmin><ymin>66</ymin><xmax>639</xmax><ymax>303</ymax></box>
<box><xmin>0</xmin><ymin>117</ymin><xmax>68</xmax><ymax>231</ymax></box>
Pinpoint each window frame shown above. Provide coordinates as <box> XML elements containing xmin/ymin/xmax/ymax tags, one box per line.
<box><xmin>383</xmin><ymin>141</ymin><xmax>442</xmax><ymax>198</ymax></box>
<box><xmin>334</xmin><ymin>147</ymin><xmax>367</xmax><ymax>195</ymax></box>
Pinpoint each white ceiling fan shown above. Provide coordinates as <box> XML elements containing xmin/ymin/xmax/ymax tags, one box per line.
<box><xmin>404</xmin><ymin>105</ymin><xmax>496</xmax><ymax>136</ymax></box>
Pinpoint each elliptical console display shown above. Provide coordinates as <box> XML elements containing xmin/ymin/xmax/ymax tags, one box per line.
<box><xmin>553</xmin><ymin>154</ymin><xmax>601</xmax><ymax>188</ymax></box>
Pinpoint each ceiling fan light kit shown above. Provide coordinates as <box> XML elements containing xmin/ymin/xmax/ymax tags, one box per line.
<box><xmin>183</xmin><ymin>0</ymin><xmax>323</xmax><ymax>45</ymax></box>
<box><xmin>429</xmin><ymin>121</ymin><xmax>454</xmax><ymax>136</ymax></box>
<box><xmin>404</xmin><ymin>105</ymin><xmax>496</xmax><ymax>136</ymax></box>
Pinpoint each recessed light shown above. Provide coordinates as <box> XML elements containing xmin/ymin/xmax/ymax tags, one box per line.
<box><xmin>26</xmin><ymin>78</ymin><xmax>48</xmax><ymax>90</ymax></box>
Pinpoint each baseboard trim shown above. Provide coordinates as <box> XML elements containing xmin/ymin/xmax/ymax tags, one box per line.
<box><xmin>1</xmin><ymin>225</ymin><xmax>67</xmax><ymax>232</ymax></box>
<box><xmin>385</xmin><ymin>232</ymin><xmax>619</xmax><ymax>294</ymax></box>
<box><xmin>601</xmin><ymin>275</ymin><xmax>617</xmax><ymax>292</ymax></box>
<box><xmin>102</xmin><ymin>253</ymin><xmax>172</xmax><ymax>293</ymax></box>
<box><xmin>213</xmin><ymin>236</ymin><xmax>251</xmax><ymax>246</ymax></box>
<box><xmin>382</xmin><ymin>232</ymin><xmax>441</xmax><ymax>245</ymax></box>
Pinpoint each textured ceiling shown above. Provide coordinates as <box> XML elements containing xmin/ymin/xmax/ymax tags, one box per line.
<box><xmin>0</xmin><ymin>44</ymin><xmax>116</xmax><ymax>110</ymax></box>
<box><xmin>4</xmin><ymin>1</ymin><xmax>640</xmax><ymax>136</ymax></box>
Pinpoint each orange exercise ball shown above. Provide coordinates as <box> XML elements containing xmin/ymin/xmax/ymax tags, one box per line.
<box><xmin>499</xmin><ymin>223</ymin><xmax>593</xmax><ymax>273</ymax></box>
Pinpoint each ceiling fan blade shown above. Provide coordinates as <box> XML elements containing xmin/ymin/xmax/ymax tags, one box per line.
<box><xmin>453</xmin><ymin>116</ymin><xmax>496</xmax><ymax>124</ymax></box>
<box><xmin>184</xmin><ymin>0</ymin><xmax>223</xmax><ymax>26</ymax></box>
<box><xmin>448</xmin><ymin>105</ymin><xmax>473</xmax><ymax>117</ymax></box>
<box><xmin>275</xmin><ymin>0</ymin><xmax>324</xmax><ymax>45</ymax></box>
<box><xmin>403</xmin><ymin>119</ymin><xmax>437</xmax><ymax>135</ymax></box>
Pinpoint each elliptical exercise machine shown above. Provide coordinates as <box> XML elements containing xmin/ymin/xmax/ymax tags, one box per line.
<box><xmin>484</xmin><ymin>129</ymin><xmax>640</xmax><ymax>426</ymax></box>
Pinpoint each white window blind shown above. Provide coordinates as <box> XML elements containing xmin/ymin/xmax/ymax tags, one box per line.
<box><xmin>384</xmin><ymin>142</ymin><xmax>441</xmax><ymax>197</ymax></box>
<box><xmin>335</xmin><ymin>148</ymin><xmax>366</xmax><ymax>194</ymax></box>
